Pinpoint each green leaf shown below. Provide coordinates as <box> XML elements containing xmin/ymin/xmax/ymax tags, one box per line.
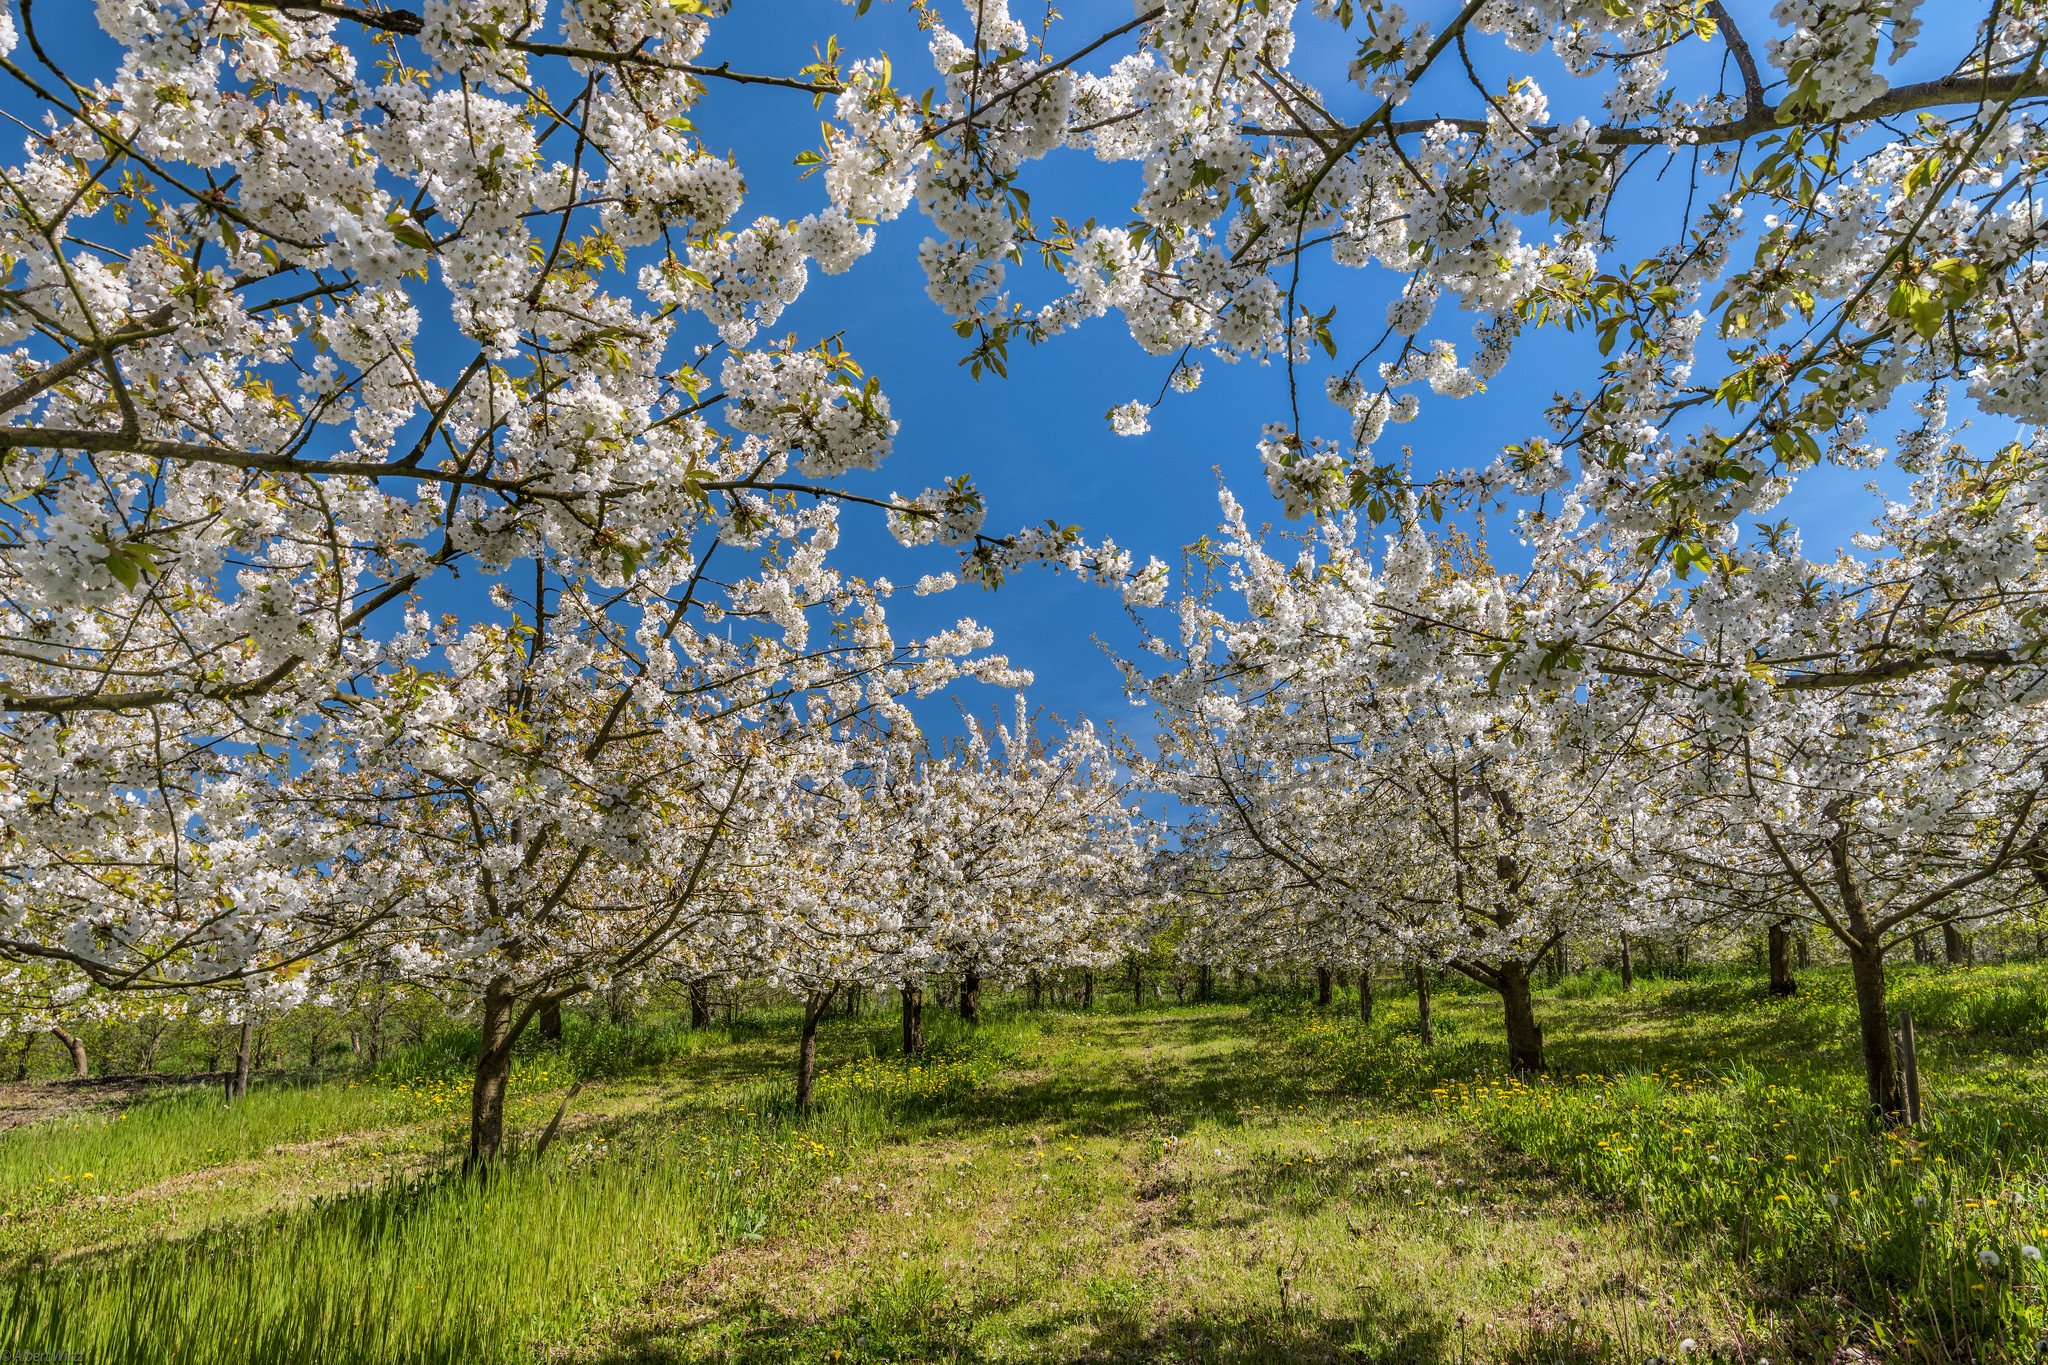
<box><xmin>389</xmin><ymin>218</ymin><xmax>439</xmax><ymax>253</ymax></box>
<box><xmin>104</xmin><ymin>548</ymin><xmax>140</xmax><ymax>589</ymax></box>
<box><xmin>1902</xmin><ymin>152</ymin><xmax>1944</xmax><ymax>198</ymax></box>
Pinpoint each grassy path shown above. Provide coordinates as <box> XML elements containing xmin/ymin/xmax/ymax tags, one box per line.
<box><xmin>573</xmin><ymin>1009</ymin><xmax>1737</xmax><ymax>1364</ymax></box>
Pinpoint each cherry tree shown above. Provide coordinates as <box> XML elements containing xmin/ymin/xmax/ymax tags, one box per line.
<box><xmin>1136</xmin><ymin>493</ymin><xmax>1644</xmax><ymax>1071</ymax></box>
<box><xmin>0</xmin><ymin>0</ymin><xmax>1170</xmax><ymax>1086</ymax></box>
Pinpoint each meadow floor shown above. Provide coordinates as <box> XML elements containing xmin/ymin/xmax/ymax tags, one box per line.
<box><xmin>6</xmin><ymin>965</ymin><xmax>2048</xmax><ymax>1363</ymax></box>
<box><xmin>578</xmin><ymin>1005</ymin><xmax>1725</xmax><ymax>1365</ymax></box>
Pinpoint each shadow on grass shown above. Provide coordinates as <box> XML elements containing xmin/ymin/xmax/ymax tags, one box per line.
<box><xmin>587</xmin><ymin>1289</ymin><xmax>1479</xmax><ymax>1365</ymax></box>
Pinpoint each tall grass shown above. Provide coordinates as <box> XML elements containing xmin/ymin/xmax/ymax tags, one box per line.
<box><xmin>0</xmin><ymin>1115</ymin><xmax>830</xmax><ymax>1363</ymax></box>
<box><xmin>0</xmin><ymin>1010</ymin><xmax>1019</xmax><ymax>1363</ymax></box>
<box><xmin>1272</xmin><ymin>972</ymin><xmax>2048</xmax><ymax>1359</ymax></box>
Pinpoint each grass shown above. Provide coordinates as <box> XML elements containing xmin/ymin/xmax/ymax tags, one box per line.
<box><xmin>2</xmin><ymin>964</ymin><xmax>2045</xmax><ymax>1362</ymax></box>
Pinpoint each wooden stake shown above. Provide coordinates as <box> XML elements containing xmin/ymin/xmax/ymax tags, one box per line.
<box><xmin>1897</xmin><ymin>1009</ymin><xmax>1922</xmax><ymax>1127</ymax></box>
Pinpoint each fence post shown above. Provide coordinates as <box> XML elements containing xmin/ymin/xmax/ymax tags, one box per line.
<box><xmin>1896</xmin><ymin>1009</ymin><xmax>1923</xmax><ymax>1127</ymax></box>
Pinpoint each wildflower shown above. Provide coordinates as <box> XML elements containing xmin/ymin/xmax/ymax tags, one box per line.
<box><xmin>2021</xmin><ymin>1245</ymin><xmax>2041</xmax><ymax>1262</ymax></box>
<box><xmin>1978</xmin><ymin>1247</ymin><xmax>2001</xmax><ymax>1270</ymax></box>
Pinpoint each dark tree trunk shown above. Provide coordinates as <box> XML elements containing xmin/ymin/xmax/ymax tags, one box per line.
<box><xmin>1315</xmin><ymin>967</ymin><xmax>1333</xmax><ymax>1007</ymax></box>
<box><xmin>1197</xmin><ymin>965</ymin><xmax>1212</xmax><ymax>1003</ymax></box>
<box><xmin>901</xmin><ymin>982</ymin><xmax>924</xmax><ymax>1056</ymax></box>
<box><xmin>959</xmin><ymin>971</ymin><xmax>981</xmax><ymax>1024</ymax></box>
<box><xmin>1082</xmin><ymin>971</ymin><xmax>1094</xmax><ymax>1010</ymax></box>
<box><xmin>1912</xmin><ymin>931</ymin><xmax>1932</xmax><ymax>964</ymax></box>
<box><xmin>795</xmin><ymin>987</ymin><xmax>831</xmax><ymax>1110</ymax></box>
<box><xmin>1499</xmin><ymin>964</ymin><xmax>1545</xmax><ymax>1074</ymax></box>
<box><xmin>1554</xmin><ymin>940</ymin><xmax>1569</xmax><ymax>979</ymax></box>
<box><xmin>1357</xmin><ymin>970</ymin><xmax>1373</xmax><ymax>1023</ymax></box>
<box><xmin>1028</xmin><ymin>973</ymin><xmax>1043</xmax><ymax>1009</ymax></box>
<box><xmin>539</xmin><ymin>999</ymin><xmax>563</xmax><ymax>1042</ymax></box>
<box><xmin>1849</xmin><ymin>945</ymin><xmax>1903</xmax><ymax>1120</ymax></box>
<box><xmin>48</xmin><ymin>1026</ymin><xmax>88</xmax><ymax>1079</ymax></box>
<box><xmin>1413</xmin><ymin>966</ymin><xmax>1433</xmax><ymax>1046</ymax></box>
<box><xmin>1943</xmin><ymin>923</ymin><xmax>1968</xmax><ymax>964</ymax></box>
<box><xmin>689</xmin><ymin>980</ymin><xmax>711</xmax><ymax>1029</ymax></box>
<box><xmin>1618</xmin><ymin>933</ymin><xmax>1634</xmax><ymax>992</ymax></box>
<box><xmin>1768</xmin><ymin>922</ymin><xmax>1798</xmax><ymax>996</ymax></box>
<box><xmin>231</xmin><ymin>1020</ymin><xmax>252</xmax><ymax>1101</ymax></box>
<box><xmin>1130</xmin><ymin>959</ymin><xmax>1143</xmax><ymax>1008</ymax></box>
<box><xmin>466</xmin><ymin>977</ymin><xmax>525</xmax><ymax>1171</ymax></box>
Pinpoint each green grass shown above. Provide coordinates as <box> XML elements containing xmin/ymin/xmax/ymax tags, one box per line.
<box><xmin>0</xmin><ymin>1013</ymin><xmax>1028</xmax><ymax>1364</ymax></box>
<box><xmin>1273</xmin><ymin>961</ymin><xmax>2048</xmax><ymax>1359</ymax></box>
<box><xmin>4</xmin><ymin>966</ymin><xmax>2046</xmax><ymax>1363</ymax></box>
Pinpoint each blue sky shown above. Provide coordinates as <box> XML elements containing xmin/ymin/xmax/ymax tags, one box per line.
<box><xmin>20</xmin><ymin>1</ymin><xmax>2003</xmax><ymax>754</ymax></box>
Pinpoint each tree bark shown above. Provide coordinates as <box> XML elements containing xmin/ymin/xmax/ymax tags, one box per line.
<box><xmin>1413</xmin><ymin>966</ymin><xmax>1433</xmax><ymax>1046</ymax></box>
<box><xmin>1196</xmin><ymin>965</ymin><xmax>1212</xmax><ymax>1003</ymax></box>
<box><xmin>1082</xmin><ymin>971</ymin><xmax>1094</xmax><ymax>1010</ymax></box>
<box><xmin>539</xmin><ymin>999</ymin><xmax>563</xmax><ymax>1042</ymax></box>
<box><xmin>901</xmin><ymin>982</ymin><xmax>924</xmax><ymax>1056</ymax></box>
<box><xmin>1357</xmin><ymin>970</ymin><xmax>1373</xmax><ymax>1023</ymax></box>
<box><xmin>1315</xmin><ymin>967</ymin><xmax>1333</xmax><ymax>1007</ymax></box>
<box><xmin>1130</xmin><ymin>958</ymin><xmax>1143</xmax><ymax>1008</ymax></box>
<box><xmin>1848</xmin><ymin>945</ymin><xmax>1904</xmax><ymax>1120</ymax></box>
<box><xmin>1499</xmin><ymin>963</ymin><xmax>1545</xmax><ymax>1073</ymax></box>
<box><xmin>232</xmin><ymin>1020</ymin><xmax>252</xmax><ymax>1100</ymax></box>
<box><xmin>1618</xmin><ymin>933</ymin><xmax>1634</xmax><ymax>992</ymax></box>
<box><xmin>49</xmin><ymin>1026</ymin><xmax>88</xmax><ymax>1079</ymax></box>
<box><xmin>1912</xmin><ymin>931</ymin><xmax>1932</xmax><ymax>964</ymax></box>
<box><xmin>1943</xmin><ymin>922</ymin><xmax>1968</xmax><ymax>964</ymax></box>
<box><xmin>795</xmin><ymin>987</ymin><xmax>831</xmax><ymax>1111</ymax></box>
<box><xmin>466</xmin><ymin>977</ymin><xmax>520</xmax><ymax>1171</ymax></box>
<box><xmin>959</xmin><ymin>970</ymin><xmax>981</xmax><ymax>1024</ymax></box>
<box><xmin>1028</xmin><ymin>972</ymin><xmax>1043</xmax><ymax>1009</ymax></box>
<box><xmin>1768</xmin><ymin>921</ymin><xmax>1798</xmax><ymax>996</ymax></box>
<box><xmin>689</xmin><ymin>980</ymin><xmax>711</xmax><ymax>1029</ymax></box>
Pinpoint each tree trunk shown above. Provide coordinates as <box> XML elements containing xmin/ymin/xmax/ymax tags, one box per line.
<box><xmin>1794</xmin><ymin>934</ymin><xmax>1809</xmax><ymax>969</ymax></box>
<box><xmin>539</xmin><ymin>999</ymin><xmax>563</xmax><ymax>1042</ymax></box>
<box><xmin>232</xmin><ymin>1020</ymin><xmax>252</xmax><ymax>1100</ymax></box>
<box><xmin>959</xmin><ymin>971</ymin><xmax>981</xmax><ymax>1024</ymax></box>
<box><xmin>1499</xmin><ymin>963</ymin><xmax>1545</xmax><ymax>1074</ymax></box>
<box><xmin>1413</xmin><ymin>966</ymin><xmax>1433</xmax><ymax>1046</ymax></box>
<box><xmin>1618</xmin><ymin>933</ymin><xmax>1634</xmax><ymax>992</ymax></box>
<box><xmin>795</xmin><ymin>987</ymin><xmax>831</xmax><ymax>1111</ymax></box>
<box><xmin>466</xmin><ymin>977</ymin><xmax>520</xmax><ymax>1171</ymax></box>
<box><xmin>1315</xmin><ymin>967</ymin><xmax>1333</xmax><ymax>1007</ymax></box>
<box><xmin>47</xmin><ymin>1026</ymin><xmax>88</xmax><ymax>1079</ymax></box>
<box><xmin>901</xmin><ymin>982</ymin><xmax>924</xmax><ymax>1056</ymax></box>
<box><xmin>1082</xmin><ymin>971</ymin><xmax>1094</xmax><ymax>1010</ymax></box>
<box><xmin>1943</xmin><ymin>923</ymin><xmax>1968</xmax><ymax>965</ymax></box>
<box><xmin>1768</xmin><ymin>921</ymin><xmax>1798</xmax><ymax>997</ymax></box>
<box><xmin>1130</xmin><ymin>959</ymin><xmax>1143</xmax><ymax>1008</ymax></box>
<box><xmin>1357</xmin><ymin>970</ymin><xmax>1373</xmax><ymax>1024</ymax></box>
<box><xmin>689</xmin><ymin>980</ymin><xmax>711</xmax><ymax>1029</ymax></box>
<box><xmin>1554</xmin><ymin>940</ymin><xmax>1569</xmax><ymax>979</ymax></box>
<box><xmin>1197</xmin><ymin>965</ymin><xmax>1212</xmax><ymax>1003</ymax></box>
<box><xmin>1848</xmin><ymin>945</ymin><xmax>1904</xmax><ymax>1121</ymax></box>
<box><xmin>1912</xmin><ymin>931</ymin><xmax>1931</xmax><ymax>964</ymax></box>
<box><xmin>1028</xmin><ymin>973</ymin><xmax>1043</xmax><ymax>1009</ymax></box>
